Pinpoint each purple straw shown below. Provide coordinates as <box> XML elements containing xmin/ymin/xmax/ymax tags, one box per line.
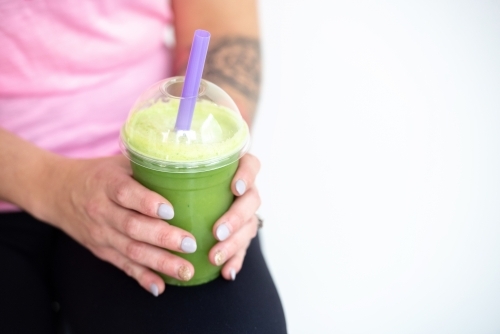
<box><xmin>175</xmin><ymin>29</ymin><xmax>211</xmax><ymax>130</ymax></box>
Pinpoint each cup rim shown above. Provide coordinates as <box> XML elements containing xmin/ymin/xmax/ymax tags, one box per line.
<box><xmin>119</xmin><ymin>130</ymin><xmax>251</xmax><ymax>173</ymax></box>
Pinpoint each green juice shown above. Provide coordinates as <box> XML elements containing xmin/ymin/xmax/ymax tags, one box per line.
<box><xmin>131</xmin><ymin>160</ymin><xmax>237</xmax><ymax>285</ymax></box>
<box><xmin>121</xmin><ymin>97</ymin><xmax>249</xmax><ymax>286</ymax></box>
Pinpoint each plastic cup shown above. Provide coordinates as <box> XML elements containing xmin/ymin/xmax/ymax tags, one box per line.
<box><xmin>120</xmin><ymin>77</ymin><xmax>250</xmax><ymax>286</ymax></box>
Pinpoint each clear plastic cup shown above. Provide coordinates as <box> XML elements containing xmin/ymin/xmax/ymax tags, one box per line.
<box><xmin>120</xmin><ymin>77</ymin><xmax>250</xmax><ymax>286</ymax></box>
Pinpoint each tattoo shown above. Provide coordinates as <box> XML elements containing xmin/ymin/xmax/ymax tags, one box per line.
<box><xmin>203</xmin><ymin>37</ymin><xmax>261</xmax><ymax>103</ymax></box>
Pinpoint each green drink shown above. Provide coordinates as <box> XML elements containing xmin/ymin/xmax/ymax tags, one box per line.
<box><xmin>120</xmin><ymin>77</ymin><xmax>250</xmax><ymax>286</ymax></box>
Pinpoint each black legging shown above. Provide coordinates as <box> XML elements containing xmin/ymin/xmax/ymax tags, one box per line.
<box><xmin>0</xmin><ymin>212</ymin><xmax>287</xmax><ymax>334</ymax></box>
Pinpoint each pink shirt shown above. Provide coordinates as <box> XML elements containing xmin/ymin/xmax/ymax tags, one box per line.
<box><xmin>0</xmin><ymin>0</ymin><xmax>174</xmax><ymax>211</ymax></box>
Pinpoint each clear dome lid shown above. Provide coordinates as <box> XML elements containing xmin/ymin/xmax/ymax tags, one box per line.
<box><xmin>120</xmin><ymin>77</ymin><xmax>250</xmax><ymax>172</ymax></box>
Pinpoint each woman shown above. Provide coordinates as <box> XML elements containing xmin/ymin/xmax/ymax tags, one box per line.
<box><xmin>0</xmin><ymin>0</ymin><xmax>286</xmax><ymax>333</ymax></box>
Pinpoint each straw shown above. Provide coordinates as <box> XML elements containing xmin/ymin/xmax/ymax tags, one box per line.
<box><xmin>175</xmin><ymin>29</ymin><xmax>211</xmax><ymax>130</ymax></box>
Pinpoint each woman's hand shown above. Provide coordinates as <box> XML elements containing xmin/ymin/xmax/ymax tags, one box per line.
<box><xmin>38</xmin><ymin>155</ymin><xmax>197</xmax><ymax>296</ymax></box>
<box><xmin>209</xmin><ymin>153</ymin><xmax>261</xmax><ymax>280</ymax></box>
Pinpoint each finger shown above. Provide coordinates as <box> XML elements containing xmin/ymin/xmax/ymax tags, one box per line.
<box><xmin>111</xmin><ymin>155</ymin><xmax>134</xmax><ymax>172</ymax></box>
<box><xmin>108</xmin><ymin>204</ymin><xmax>197</xmax><ymax>253</ymax></box>
<box><xmin>221</xmin><ymin>248</ymin><xmax>247</xmax><ymax>281</ymax></box>
<box><xmin>106</xmin><ymin>173</ymin><xmax>175</xmax><ymax>220</ymax></box>
<box><xmin>209</xmin><ymin>217</ymin><xmax>258</xmax><ymax>267</ymax></box>
<box><xmin>213</xmin><ymin>187</ymin><xmax>261</xmax><ymax>241</ymax></box>
<box><xmin>110</xmin><ymin>232</ymin><xmax>195</xmax><ymax>282</ymax></box>
<box><xmin>94</xmin><ymin>246</ymin><xmax>165</xmax><ymax>296</ymax></box>
<box><xmin>232</xmin><ymin>153</ymin><xmax>260</xmax><ymax>196</ymax></box>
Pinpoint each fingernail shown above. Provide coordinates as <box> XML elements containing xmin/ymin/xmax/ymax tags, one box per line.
<box><xmin>216</xmin><ymin>223</ymin><xmax>230</xmax><ymax>241</ymax></box>
<box><xmin>214</xmin><ymin>250</ymin><xmax>226</xmax><ymax>266</ymax></box>
<box><xmin>235</xmin><ymin>179</ymin><xmax>246</xmax><ymax>195</ymax></box>
<box><xmin>150</xmin><ymin>283</ymin><xmax>159</xmax><ymax>297</ymax></box>
<box><xmin>158</xmin><ymin>203</ymin><xmax>174</xmax><ymax>220</ymax></box>
<box><xmin>230</xmin><ymin>268</ymin><xmax>236</xmax><ymax>281</ymax></box>
<box><xmin>178</xmin><ymin>266</ymin><xmax>193</xmax><ymax>281</ymax></box>
<box><xmin>181</xmin><ymin>237</ymin><xmax>197</xmax><ymax>253</ymax></box>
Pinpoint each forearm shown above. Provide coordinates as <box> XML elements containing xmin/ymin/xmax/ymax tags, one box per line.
<box><xmin>0</xmin><ymin>128</ymin><xmax>62</xmax><ymax>218</ymax></box>
<box><xmin>203</xmin><ymin>36</ymin><xmax>261</xmax><ymax>128</ymax></box>
<box><xmin>171</xmin><ymin>0</ymin><xmax>261</xmax><ymax>127</ymax></box>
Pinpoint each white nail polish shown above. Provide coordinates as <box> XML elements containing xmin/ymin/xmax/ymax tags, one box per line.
<box><xmin>150</xmin><ymin>283</ymin><xmax>159</xmax><ymax>297</ymax></box>
<box><xmin>181</xmin><ymin>237</ymin><xmax>197</xmax><ymax>253</ymax></box>
<box><xmin>230</xmin><ymin>268</ymin><xmax>236</xmax><ymax>281</ymax></box>
<box><xmin>235</xmin><ymin>179</ymin><xmax>246</xmax><ymax>195</ymax></box>
<box><xmin>216</xmin><ymin>223</ymin><xmax>230</xmax><ymax>241</ymax></box>
<box><xmin>158</xmin><ymin>203</ymin><xmax>174</xmax><ymax>220</ymax></box>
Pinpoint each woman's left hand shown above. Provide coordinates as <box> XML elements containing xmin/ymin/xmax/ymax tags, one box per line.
<box><xmin>209</xmin><ymin>153</ymin><xmax>261</xmax><ymax>280</ymax></box>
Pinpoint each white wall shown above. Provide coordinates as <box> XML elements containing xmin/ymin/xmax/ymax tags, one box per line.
<box><xmin>253</xmin><ymin>1</ymin><xmax>500</xmax><ymax>333</ymax></box>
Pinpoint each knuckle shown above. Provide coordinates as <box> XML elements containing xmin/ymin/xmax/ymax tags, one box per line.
<box><xmin>93</xmin><ymin>166</ymin><xmax>108</xmax><ymax>182</ymax></box>
<box><xmin>114</xmin><ymin>180</ymin><xmax>130</xmax><ymax>205</ymax></box>
<box><xmin>156</xmin><ymin>229</ymin><xmax>174</xmax><ymax>248</ymax></box>
<box><xmin>227</xmin><ymin>238</ymin><xmax>239</xmax><ymax>255</ymax></box>
<box><xmin>107</xmin><ymin>250</ymin><xmax>122</xmax><ymax>264</ymax></box>
<box><xmin>232</xmin><ymin>212</ymin><xmax>245</xmax><ymax>229</ymax></box>
<box><xmin>88</xmin><ymin>225</ymin><xmax>105</xmax><ymax>243</ymax></box>
<box><xmin>135</xmin><ymin>269</ymin><xmax>148</xmax><ymax>285</ymax></box>
<box><xmin>122</xmin><ymin>262</ymin><xmax>135</xmax><ymax>277</ymax></box>
<box><xmin>251</xmin><ymin>223</ymin><xmax>258</xmax><ymax>238</ymax></box>
<box><xmin>125</xmin><ymin>241</ymin><xmax>145</xmax><ymax>261</ymax></box>
<box><xmin>90</xmin><ymin>246</ymin><xmax>105</xmax><ymax>259</ymax></box>
<box><xmin>253</xmin><ymin>155</ymin><xmax>261</xmax><ymax>172</ymax></box>
<box><xmin>84</xmin><ymin>198</ymin><xmax>101</xmax><ymax>220</ymax></box>
<box><xmin>138</xmin><ymin>195</ymin><xmax>154</xmax><ymax>216</ymax></box>
<box><xmin>123</xmin><ymin>215</ymin><xmax>141</xmax><ymax>238</ymax></box>
<box><xmin>240</xmin><ymin>249</ymin><xmax>248</xmax><ymax>261</ymax></box>
<box><xmin>156</xmin><ymin>254</ymin><xmax>171</xmax><ymax>274</ymax></box>
<box><xmin>255</xmin><ymin>191</ymin><xmax>262</xmax><ymax>208</ymax></box>
<box><xmin>244</xmin><ymin>153</ymin><xmax>260</xmax><ymax>172</ymax></box>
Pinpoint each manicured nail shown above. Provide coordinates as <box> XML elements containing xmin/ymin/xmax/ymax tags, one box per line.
<box><xmin>178</xmin><ymin>266</ymin><xmax>193</xmax><ymax>281</ymax></box>
<box><xmin>214</xmin><ymin>250</ymin><xmax>226</xmax><ymax>266</ymax></box>
<box><xmin>235</xmin><ymin>179</ymin><xmax>246</xmax><ymax>195</ymax></box>
<box><xmin>181</xmin><ymin>237</ymin><xmax>197</xmax><ymax>253</ymax></box>
<box><xmin>158</xmin><ymin>203</ymin><xmax>174</xmax><ymax>220</ymax></box>
<box><xmin>230</xmin><ymin>268</ymin><xmax>236</xmax><ymax>281</ymax></box>
<box><xmin>150</xmin><ymin>283</ymin><xmax>159</xmax><ymax>297</ymax></box>
<box><xmin>216</xmin><ymin>223</ymin><xmax>230</xmax><ymax>241</ymax></box>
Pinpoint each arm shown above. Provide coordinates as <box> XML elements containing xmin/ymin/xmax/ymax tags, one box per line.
<box><xmin>171</xmin><ymin>0</ymin><xmax>261</xmax><ymax>127</ymax></box>
<box><xmin>171</xmin><ymin>0</ymin><xmax>263</xmax><ymax>281</ymax></box>
<box><xmin>0</xmin><ymin>128</ymin><xmax>61</xmax><ymax>217</ymax></box>
<box><xmin>0</xmin><ymin>127</ymin><xmax>200</xmax><ymax>295</ymax></box>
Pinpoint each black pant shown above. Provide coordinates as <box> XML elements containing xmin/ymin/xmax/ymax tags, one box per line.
<box><xmin>0</xmin><ymin>212</ymin><xmax>287</xmax><ymax>334</ymax></box>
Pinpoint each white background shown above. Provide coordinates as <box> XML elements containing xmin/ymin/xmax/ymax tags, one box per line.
<box><xmin>252</xmin><ymin>1</ymin><xmax>500</xmax><ymax>333</ymax></box>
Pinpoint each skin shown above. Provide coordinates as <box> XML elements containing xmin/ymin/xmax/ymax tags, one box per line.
<box><xmin>172</xmin><ymin>0</ymin><xmax>261</xmax><ymax>126</ymax></box>
<box><xmin>0</xmin><ymin>0</ymin><xmax>262</xmax><ymax>296</ymax></box>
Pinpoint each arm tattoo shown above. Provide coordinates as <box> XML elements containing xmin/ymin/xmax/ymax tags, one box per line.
<box><xmin>203</xmin><ymin>36</ymin><xmax>261</xmax><ymax>103</ymax></box>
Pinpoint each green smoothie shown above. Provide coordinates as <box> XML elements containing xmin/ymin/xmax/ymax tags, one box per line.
<box><xmin>121</xmin><ymin>96</ymin><xmax>249</xmax><ymax>286</ymax></box>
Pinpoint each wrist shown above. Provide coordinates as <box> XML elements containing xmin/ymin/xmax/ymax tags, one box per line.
<box><xmin>26</xmin><ymin>152</ymin><xmax>69</xmax><ymax>223</ymax></box>
<box><xmin>0</xmin><ymin>129</ymin><xmax>69</xmax><ymax>221</ymax></box>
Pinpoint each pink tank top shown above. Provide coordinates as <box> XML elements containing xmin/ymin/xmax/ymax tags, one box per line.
<box><xmin>0</xmin><ymin>1</ymin><xmax>174</xmax><ymax>211</ymax></box>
